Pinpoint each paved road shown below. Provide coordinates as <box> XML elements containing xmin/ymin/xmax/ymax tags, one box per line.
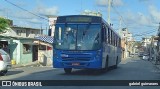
<box><xmin>0</xmin><ymin>57</ymin><xmax>160</xmax><ymax>89</ymax></box>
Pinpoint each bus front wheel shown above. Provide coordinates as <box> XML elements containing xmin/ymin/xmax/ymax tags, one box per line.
<box><xmin>102</xmin><ymin>57</ymin><xmax>108</xmax><ymax>72</ymax></box>
<box><xmin>64</xmin><ymin>68</ymin><xmax>72</xmax><ymax>74</ymax></box>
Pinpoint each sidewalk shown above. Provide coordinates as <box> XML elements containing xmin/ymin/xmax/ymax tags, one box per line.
<box><xmin>150</xmin><ymin>60</ymin><xmax>160</xmax><ymax>69</ymax></box>
<box><xmin>123</xmin><ymin>56</ymin><xmax>160</xmax><ymax>70</ymax></box>
<box><xmin>11</xmin><ymin>61</ymin><xmax>42</xmax><ymax>69</ymax></box>
<box><xmin>155</xmin><ymin>65</ymin><xmax>160</xmax><ymax>69</ymax></box>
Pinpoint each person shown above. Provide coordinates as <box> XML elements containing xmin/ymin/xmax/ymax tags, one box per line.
<box><xmin>156</xmin><ymin>51</ymin><xmax>160</xmax><ymax>65</ymax></box>
<box><xmin>2</xmin><ymin>45</ymin><xmax>9</xmax><ymax>53</ymax></box>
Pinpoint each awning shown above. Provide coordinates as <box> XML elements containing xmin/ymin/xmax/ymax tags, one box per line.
<box><xmin>35</xmin><ymin>36</ymin><xmax>54</xmax><ymax>44</ymax></box>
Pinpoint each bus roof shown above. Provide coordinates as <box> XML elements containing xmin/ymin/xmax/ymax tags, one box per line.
<box><xmin>56</xmin><ymin>15</ymin><xmax>121</xmax><ymax>38</ymax></box>
<box><xmin>56</xmin><ymin>15</ymin><xmax>102</xmax><ymax>23</ymax></box>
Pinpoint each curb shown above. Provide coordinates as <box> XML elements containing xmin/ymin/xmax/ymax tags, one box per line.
<box><xmin>155</xmin><ymin>65</ymin><xmax>160</xmax><ymax>70</ymax></box>
<box><xmin>150</xmin><ymin>60</ymin><xmax>160</xmax><ymax>70</ymax></box>
<box><xmin>11</xmin><ymin>62</ymin><xmax>41</xmax><ymax>69</ymax></box>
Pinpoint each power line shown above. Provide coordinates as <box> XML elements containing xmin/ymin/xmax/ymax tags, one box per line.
<box><xmin>133</xmin><ymin>29</ymin><xmax>157</xmax><ymax>37</ymax></box>
<box><xmin>4</xmin><ymin>0</ymin><xmax>49</xmax><ymax>21</ymax></box>
<box><xmin>111</xmin><ymin>2</ymin><xmax>128</xmax><ymax>28</ymax></box>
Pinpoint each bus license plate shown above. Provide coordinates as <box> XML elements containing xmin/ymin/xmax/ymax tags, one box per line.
<box><xmin>72</xmin><ymin>63</ymin><xmax>80</xmax><ymax>66</ymax></box>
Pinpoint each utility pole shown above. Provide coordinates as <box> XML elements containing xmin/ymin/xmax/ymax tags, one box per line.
<box><xmin>119</xmin><ymin>16</ymin><xmax>122</xmax><ymax>34</ymax></box>
<box><xmin>108</xmin><ymin>0</ymin><xmax>111</xmax><ymax>25</ymax></box>
<box><xmin>40</xmin><ymin>23</ymin><xmax>42</xmax><ymax>35</ymax></box>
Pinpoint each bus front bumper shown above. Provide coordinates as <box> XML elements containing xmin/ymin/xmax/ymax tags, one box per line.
<box><xmin>53</xmin><ymin>60</ymin><xmax>102</xmax><ymax>69</ymax></box>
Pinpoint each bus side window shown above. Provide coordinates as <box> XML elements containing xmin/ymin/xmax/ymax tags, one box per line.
<box><xmin>115</xmin><ymin>34</ymin><xmax>117</xmax><ymax>47</ymax></box>
<box><xmin>118</xmin><ymin>38</ymin><xmax>120</xmax><ymax>47</ymax></box>
<box><xmin>115</xmin><ymin>35</ymin><xmax>117</xmax><ymax>47</ymax></box>
<box><xmin>105</xmin><ymin>25</ymin><xmax>108</xmax><ymax>43</ymax></box>
<box><xmin>108</xmin><ymin>28</ymin><xmax>110</xmax><ymax>44</ymax></box>
<box><xmin>119</xmin><ymin>38</ymin><xmax>121</xmax><ymax>47</ymax></box>
<box><xmin>102</xmin><ymin>24</ymin><xmax>106</xmax><ymax>42</ymax></box>
<box><xmin>111</xmin><ymin>31</ymin><xmax>113</xmax><ymax>45</ymax></box>
<box><xmin>112</xmin><ymin>32</ymin><xmax>114</xmax><ymax>45</ymax></box>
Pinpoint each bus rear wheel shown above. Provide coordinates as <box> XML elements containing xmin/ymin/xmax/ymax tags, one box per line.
<box><xmin>114</xmin><ymin>57</ymin><xmax>118</xmax><ymax>69</ymax></box>
<box><xmin>64</xmin><ymin>68</ymin><xmax>72</xmax><ymax>74</ymax></box>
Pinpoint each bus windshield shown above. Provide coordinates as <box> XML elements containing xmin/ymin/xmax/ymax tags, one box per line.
<box><xmin>54</xmin><ymin>24</ymin><xmax>101</xmax><ymax>50</ymax></box>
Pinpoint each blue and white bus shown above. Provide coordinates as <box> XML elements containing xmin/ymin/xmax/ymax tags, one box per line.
<box><xmin>53</xmin><ymin>15</ymin><xmax>122</xmax><ymax>73</ymax></box>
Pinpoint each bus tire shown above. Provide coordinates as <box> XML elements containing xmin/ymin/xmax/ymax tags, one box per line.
<box><xmin>114</xmin><ymin>57</ymin><xmax>118</xmax><ymax>69</ymax></box>
<box><xmin>102</xmin><ymin>56</ymin><xmax>109</xmax><ymax>72</ymax></box>
<box><xmin>64</xmin><ymin>68</ymin><xmax>72</xmax><ymax>74</ymax></box>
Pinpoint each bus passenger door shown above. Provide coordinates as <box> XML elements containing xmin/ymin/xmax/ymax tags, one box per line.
<box><xmin>101</xmin><ymin>24</ymin><xmax>108</xmax><ymax>68</ymax></box>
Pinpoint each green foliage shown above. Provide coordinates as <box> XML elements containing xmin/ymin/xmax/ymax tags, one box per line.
<box><xmin>0</xmin><ymin>17</ymin><xmax>9</xmax><ymax>33</ymax></box>
<box><xmin>134</xmin><ymin>41</ymin><xmax>142</xmax><ymax>48</ymax></box>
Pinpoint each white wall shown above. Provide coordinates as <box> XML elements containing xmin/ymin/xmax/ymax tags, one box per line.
<box><xmin>12</xmin><ymin>40</ymin><xmax>21</xmax><ymax>64</ymax></box>
<box><xmin>49</xmin><ymin>17</ymin><xmax>57</xmax><ymax>36</ymax></box>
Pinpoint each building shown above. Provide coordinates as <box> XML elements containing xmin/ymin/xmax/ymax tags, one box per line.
<box><xmin>120</xmin><ymin>28</ymin><xmax>134</xmax><ymax>58</ymax></box>
<box><xmin>150</xmin><ymin>23</ymin><xmax>160</xmax><ymax>64</ymax></box>
<box><xmin>0</xmin><ymin>35</ymin><xmax>39</xmax><ymax>64</ymax></box>
<box><xmin>46</xmin><ymin>15</ymin><xmax>57</xmax><ymax>37</ymax></box>
<box><xmin>142</xmin><ymin>37</ymin><xmax>151</xmax><ymax>47</ymax></box>
<box><xmin>0</xmin><ymin>17</ymin><xmax>54</xmax><ymax>65</ymax></box>
<box><xmin>1</xmin><ymin>26</ymin><xmax>43</xmax><ymax>38</ymax></box>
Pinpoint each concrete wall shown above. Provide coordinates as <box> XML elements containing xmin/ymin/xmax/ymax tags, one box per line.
<box><xmin>38</xmin><ymin>50</ymin><xmax>53</xmax><ymax>66</ymax></box>
<box><xmin>9</xmin><ymin>39</ymin><xmax>34</xmax><ymax>64</ymax></box>
<box><xmin>11</xmin><ymin>27</ymin><xmax>40</xmax><ymax>38</ymax></box>
<box><xmin>10</xmin><ymin>40</ymin><xmax>21</xmax><ymax>64</ymax></box>
<box><xmin>20</xmin><ymin>39</ymin><xmax>33</xmax><ymax>64</ymax></box>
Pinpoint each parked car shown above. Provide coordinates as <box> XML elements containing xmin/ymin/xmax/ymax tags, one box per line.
<box><xmin>142</xmin><ymin>54</ymin><xmax>149</xmax><ymax>60</ymax></box>
<box><xmin>138</xmin><ymin>52</ymin><xmax>144</xmax><ymax>57</ymax></box>
<box><xmin>130</xmin><ymin>53</ymin><xmax>134</xmax><ymax>57</ymax></box>
<box><xmin>0</xmin><ymin>49</ymin><xmax>11</xmax><ymax>76</ymax></box>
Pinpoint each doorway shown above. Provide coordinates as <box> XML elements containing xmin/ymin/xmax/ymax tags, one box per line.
<box><xmin>32</xmin><ymin>45</ymin><xmax>38</xmax><ymax>62</ymax></box>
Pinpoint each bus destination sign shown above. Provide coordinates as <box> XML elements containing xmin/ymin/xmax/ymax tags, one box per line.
<box><xmin>66</xmin><ymin>17</ymin><xmax>92</xmax><ymax>23</ymax></box>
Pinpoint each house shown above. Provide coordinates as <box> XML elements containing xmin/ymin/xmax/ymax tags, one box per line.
<box><xmin>119</xmin><ymin>28</ymin><xmax>134</xmax><ymax>58</ymax></box>
<box><xmin>0</xmin><ymin>35</ymin><xmax>39</xmax><ymax>65</ymax></box>
<box><xmin>10</xmin><ymin>37</ymin><xmax>38</xmax><ymax>64</ymax></box>
<box><xmin>2</xmin><ymin>26</ymin><xmax>43</xmax><ymax>38</ymax></box>
<box><xmin>0</xmin><ymin>26</ymin><xmax>43</xmax><ymax>64</ymax></box>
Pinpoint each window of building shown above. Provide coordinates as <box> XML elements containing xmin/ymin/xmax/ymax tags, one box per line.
<box><xmin>39</xmin><ymin>45</ymin><xmax>46</xmax><ymax>50</ymax></box>
<box><xmin>54</xmin><ymin>20</ymin><xmax>57</xmax><ymax>23</ymax></box>
<box><xmin>31</xmin><ymin>30</ymin><xmax>34</xmax><ymax>34</ymax></box>
<box><xmin>39</xmin><ymin>45</ymin><xmax>52</xmax><ymax>50</ymax></box>
<box><xmin>17</xmin><ymin>30</ymin><xmax>21</xmax><ymax>36</ymax></box>
<box><xmin>23</xmin><ymin>44</ymin><xmax>31</xmax><ymax>53</ymax></box>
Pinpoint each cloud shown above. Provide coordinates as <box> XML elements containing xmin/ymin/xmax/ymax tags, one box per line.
<box><xmin>123</xmin><ymin>11</ymin><xmax>153</xmax><ymax>27</ymax></box>
<box><xmin>138</xmin><ymin>0</ymin><xmax>151</xmax><ymax>2</ymax></box>
<box><xmin>37</xmin><ymin>6</ymin><xmax>58</xmax><ymax>15</ymax></box>
<box><xmin>148</xmin><ymin>5</ymin><xmax>160</xmax><ymax>23</ymax></box>
<box><xmin>34</xmin><ymin>4</ymin><xmax>58</xmax><ymax>16</ymax></box>
<box><xmin>96</xmin><ymin>0</ymin><xmax>124</xmax><ymax>7</ymax></box>
<box><xmin>12</xmin><ymin>11</ymin><xmax>35</xmax><ymax>19</ymax></box>
<box><xmin>27</xmin><ymin>18</ymin><xmax>42</xmax><ymax>24</ymax></box>
<box><xmin>4</xmin><ymin>1</ymin><xmax>59</xmax><ymax>28</ymax></box>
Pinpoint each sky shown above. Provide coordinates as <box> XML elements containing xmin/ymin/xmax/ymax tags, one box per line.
<box><xmin>0</xmin><ymin>0</ymin><xmax>160</xmax><ymax>41</ymax></box>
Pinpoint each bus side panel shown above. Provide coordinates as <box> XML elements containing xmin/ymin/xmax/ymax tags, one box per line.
<box><xmin>102</xmin><ymin>43</ymin><xmax>121</xmax><ymax>68</ymax></box>
<box><xmin>109</xmin><ymin>45</ymin><xmax>116</xmax><ymax>66</ymax></box>
<box><xmin>117</xmin><ymin>47</ymin><xmax>122</xmax><ymax>64</ymax></box>
<box><xmin>102</xmin><ymin>43</ymin><xmax>107</xmax><ymax>68</ymax></box>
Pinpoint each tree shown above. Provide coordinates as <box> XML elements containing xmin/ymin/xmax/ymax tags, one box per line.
<box><xmin>0</xmin><ymin>17</ymin><xmax>9</xmax><ymax>33</ymax></box>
